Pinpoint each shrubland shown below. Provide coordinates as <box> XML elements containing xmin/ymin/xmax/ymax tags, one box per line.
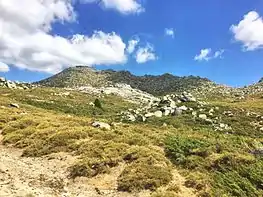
<box><xmin>1</xmin><ymin>86</ymin><xmax>263</xmax><ymax>196</ymax></box>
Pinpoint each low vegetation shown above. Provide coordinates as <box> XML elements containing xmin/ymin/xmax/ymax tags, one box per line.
<box><xmin>1</xmin><ymin>86</ymin><xmax>263</xmax><ymax>196</ymax></box>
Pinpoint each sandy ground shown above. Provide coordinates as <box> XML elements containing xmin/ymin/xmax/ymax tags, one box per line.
<box><xmin>0</xmin><ymin>132</ymin><xmax>195</xmax><ymax>197</ymax></box>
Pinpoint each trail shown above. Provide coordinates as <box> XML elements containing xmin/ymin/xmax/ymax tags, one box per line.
<box><xmin>0</xmin><ymin>132</ymin><xmax>147</xmax><ymax>197</ymax></box>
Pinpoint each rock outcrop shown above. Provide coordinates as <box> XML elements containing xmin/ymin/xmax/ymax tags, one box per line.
<box><xmin>0</xmin><ymin>77</ymin><xmax>33</xmax><ymax>90</ymax></box>
<box><xmin>120</xmin><ymin>92</ymin><xmax>232</xmax><ymax>132</ymax></box>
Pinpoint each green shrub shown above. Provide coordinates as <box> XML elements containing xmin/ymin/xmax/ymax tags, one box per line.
<box><xmin>165</xmin><ymin>135</ymin><xmax>210</xmax><ymax>165</ymax></box>
<box><xmin>94</xmin><ymin>98</ymin><xmax>102</xmax><ymax>109</ymax></box>
<box><xmin>117</xmin><ymin>162</ymin><xmax>172</xmax><ymax>192</ymax></box>
<box><xmin>69</xmin><ymin>157</ymin><xmax>117</xmax><ymax>178</ymax></box>
<box><xmin>213</xmin><ymin>171</ymin><xmax>259</xmax><ymax>197</ymax></box>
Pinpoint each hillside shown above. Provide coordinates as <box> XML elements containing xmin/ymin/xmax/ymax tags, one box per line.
<box><xmin>36</xmin><ymin>66</ymin><xmax>212</xmax><ymax>96</ymax></box>
<box><xmin>36</xmin><ymin>66</ymin><xmax>263</xmax><ymax>99</ymax></box>
<box><xmin>1</xmin><ymin>78</ymin><xmax>263</xmax><ymax>196</ymax></box>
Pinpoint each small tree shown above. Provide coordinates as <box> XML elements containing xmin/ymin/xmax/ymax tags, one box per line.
<box><xmin>94</xmin><ymin>98</ymin><xmax>102</xmax><ymax>109</ymax></box>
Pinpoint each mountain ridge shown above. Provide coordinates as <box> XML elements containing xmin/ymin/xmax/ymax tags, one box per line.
<box><xmin>36</xmin><ymin>66</ymin><xmax>214</xmax><ymax>96</ymax></box>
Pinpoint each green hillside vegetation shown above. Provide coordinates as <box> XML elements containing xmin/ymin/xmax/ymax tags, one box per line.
<box><xmin>37</xmin><ymin>66</ymin><xmax>211</xmax><ymax>96</ymax></box>
<box><xmin>1</xmin><ymin>87</ymin><xmax>263</xmax><ymax>196</ymax></box>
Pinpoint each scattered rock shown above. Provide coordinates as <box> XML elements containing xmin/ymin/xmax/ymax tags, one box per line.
<box><xmin>145</xmin><ymin>113</ymin><xmax>154</xmax><ymax>118</ymax></box>
<box><xmin>10</xmin><ymin>103</ymin><xmax>19</xmax><ymax>108</ymax></box>
<box><xmin>198</xmin><ymin>114</ymin><xmax>207</xmax><ymax>120</ymax></box>
<box><xmin>162</xmin><ymin>123</ymin><xmax>168</xmax><ymax>127</ymax></box>
<box><xmin>127</xmin><ymin>114</ymin><xmax>136</xmax><ymax>122</ymax></box>
<box><xmin>223</xmin><ymin>111</ymin><xmax>234</xmax><ymax>117</ymax></box>
<box><xmin>91</xmin><ymin>121</ymin><xmax>111</xmax><ymax>130</ymax></box>
<box><xmin>89</xmin><ymin>102</ymin><xmax>95</xmax><ymax>107</ymax></box>
<box><xmin>154</xmin><ymin>111</ymin><xmax>163</xmax><ymax>118</ymax></box>
<box><xmin>178</xmin><ymin>106</ymin><xmax>188</xmax><ymax>111</ymax></box>
<box><xmin>174</xmin><ymin>108</ymin><xmax>183</xmax><ymax>116</ymax></box>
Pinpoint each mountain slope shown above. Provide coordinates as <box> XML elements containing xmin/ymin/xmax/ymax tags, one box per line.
<box><xmin>37</xmin><ymin>66</ymin><xmax>212</xmax><ymax>96</ymax></box>
<box><xmin>37</xmin><ymin>66</ymin><xmax>110</xmax><ymax>88</ymax></box>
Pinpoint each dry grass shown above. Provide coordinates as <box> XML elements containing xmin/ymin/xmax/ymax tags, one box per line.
<box><xmin>1</xmin><ymin>87</ymin><xmax>263</xmax><ymax>196</ymax></box>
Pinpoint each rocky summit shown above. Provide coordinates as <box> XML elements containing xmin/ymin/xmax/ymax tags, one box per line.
<box><xmin>1</xmin><ymin>67</ymin><xmax>263</xmax><ymax>197</ymax></box>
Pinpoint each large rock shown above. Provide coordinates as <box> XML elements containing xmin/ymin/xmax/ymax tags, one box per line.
<box><xmin>154</xmin><ymin>111</ymin><xmax>163</xmax><ymax>118</ymax></box>
<box><xmin>178</xmin><ymin>106</ymin><xmax>188</xmax><ymax>111</ymax></box>
<box><xmin>0</xmin><ymin>77</ymin><xmax>5</xmax><ymax>82</ymax></box>
<box><xmin>164</xmin><ymin>109</ymin><xmax>170</xmax><ymax>116</ymax></box>
<box><xmin>92</xmin><ymin>121</ymin><xmax>111</xmax><ymax>130</ymax></box>
<box><xmin>170</xmin><ymin>100</ymin><xmax>176</xmax><ymax>108</ymax></box>
<box><xmin>127</xmin><ymin>114</ymin><xmax>136</xmax><ymax>122</ymax></box>
<box><xmin>10</xmin><ymin>103</ymin><xmax>20</xmax><ymax>108</ymax></box>
<box><xmin>145</xmin><ymin>113</ymin><xmax>154</xmax><ymax>118</ymax></box>
<box><xmin>198</xmin><ymin>114</ymin><xmax>207</xmax><ymax>120</ymax></box>
<box><xmin>174</xmin><ymin>108</ymin><xmax>183</xmax><ymax>116</ymax></box>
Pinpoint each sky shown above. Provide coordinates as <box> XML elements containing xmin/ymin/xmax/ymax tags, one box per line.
<box><xmin>0</xmin><ymin>0</ymin><xmax>263</xmax><ymax>87</ymax></box>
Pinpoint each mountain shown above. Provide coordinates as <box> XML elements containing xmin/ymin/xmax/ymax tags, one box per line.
<box><xmin>36</xmin><ymin>66</ymin><xmax>212</xmax><ymax>96</ymax></box>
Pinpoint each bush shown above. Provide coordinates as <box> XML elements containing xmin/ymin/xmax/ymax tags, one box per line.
<box><xmin>69</xmin><ymin>157</ymin><xmax>117</xmax><ymax>178</ymax></box>
<box><xmin>213</xmin><ymin>171</ymin><xmax>259</xmax><ymax>197</ymax></box>
<box><xmin>94</xmin><ymin>98</ymin><xmax>102</xmax><ymax>109</ymax></box>
<box><xmin>117</xmin><ymin>162</ymin><xmax>172</xmax><ymax>192</ymax></box>
<box><xmin>165</xmin><ymin>135</ymin><xmax>210</xmax><ymax>165</ymax></box>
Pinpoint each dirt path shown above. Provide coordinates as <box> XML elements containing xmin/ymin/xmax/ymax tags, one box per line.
<box><xmin>0</xmin><ymin>132</ymin><xmax>149</xmax><ymax>197</ymax></box>
<box><xmin>0</xmin><ymin>133</ymin><xmax>195</xmax><ymax>197</ymax></box>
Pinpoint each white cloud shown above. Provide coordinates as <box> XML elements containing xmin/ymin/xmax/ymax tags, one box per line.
<box><xmin>0</xmin><ymin>0</ymin><xmax>127</xmax><ymax>74</ymax></box>
<box><xmin>194</xmin><ymin>48</ymin><xmax>212</xmax><ymax>61</ymax></box>
<box><xmin>230</xmin><ymin>11</ymin><xmax>263</xmax><ymax>51</ymax></box>
<box><xmin>194</xmin><ymin>48</ymin><xmax>224</xmax><ymax>61</ymax></box>
<box><xmin>126</xmin><ymin>38</ymin><xmax>139</xmax><ymax>54</ymax></box>
<box><xmin>135</xmin><ymin>44</ymin><xmax>157</xmax><ymax>64</ymax></box>
<box><xmin>214</xmin><ymin>49</ymin><xmax>224</xmax><ymax>58</ymax></box>
<box><xmin>82</xmin><ymin>0</ymin><xmax>144</xmax><ymax>14</ymax></box>
<box><xmin>0</xmin><ymin>62</ymin><xmax>9</xmax><ymax>73</ymax></box>
<box><xmin>165</xmin><ymin>28</ymin><xmax>175</xmax><ymax>38</ymax></box>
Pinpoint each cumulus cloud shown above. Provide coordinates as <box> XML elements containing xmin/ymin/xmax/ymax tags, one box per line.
<box><xmin>0</xmin><ymin>0</ymin><xmax>127</xmax><ymax>74</ymax></box>
<box><xmin>0</xmin><ymin>62</ymin><xmax>9</xmax><ymax>72</ymax></box>
<box><xmin>194</xmin><ymin>48</ymin><xmax>212</xmax><ymax>61</ymax></box>
<box><xmin>126</xmin><ymin>38</ymin><xmax>140</xmax><ymax>54</ymax></box>
<box><xmin>164</xmin><ymin>28</ymin><xmax>175</xmax><ymax>38</ymax></box>
<box><xmin>230</xmin><ymin>11</ymin><xmax>263</xmax><ymax>51</ymax></box>
<box><xmin>135</xmin><ymin>44</ymin><xmax>157</xmax><ymax>64</ymax></box>
<box><xmin>82</xmin><ymin>0</ymin><xmax>144</xmax><ymax>14</ymax></box>
<box><xmin>194</xmin><ymin>48</ymin><xmax>224</xmax><ymax>61</ymax></box>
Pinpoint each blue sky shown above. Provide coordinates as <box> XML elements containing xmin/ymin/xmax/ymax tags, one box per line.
<box><xmin>1</xmin><ymin>0</ymin><xmax>263</xmax><ymax>87</ymax></box>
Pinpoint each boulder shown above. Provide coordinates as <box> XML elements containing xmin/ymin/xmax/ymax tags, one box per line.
<box><xmin>138</xmin><ymin>115</ymin><xmax>146</xmax><ymax>122</ymax></box>
<box><xmin>192</xmin><ymin>111</ymin><xmax>197</xmax><ymax>117</ymax></box>
<box><xmin>178</xmin><ymin>106</ymin><xmax>188</xmax><ymax>111</ymax></box>
<box><xmin>170</xmin><ymin>101</ymin><xmax>176</xmax><ymax>108</ymax></box>
<box><xmin>0</xmin><ymin>77</ymin><xmax>5</xmax><ymax>82</ymax></box>
<box><xmin>92</xmin><ymin>121</ymin><xmax>111</xmax><ymax>130</ymax></box>
<box><xmin>127</xmin><ymin>114</ymin><xmax>136</xmax><ymax>122</ymax></box>
<box><xmin>145</xmin><ymin>113</ymin><xmax>154</xmax><ymax>118</ymax></box>
<box><xmin>89</xmin><ymin>102</ymin><xmax>95</xmax><ymax>107</ymax></box>
<box><xmin>174</xmin><ymin>108</ymin><xmax>183</xmax><ymax>116</ymax></box>
<box><xmin>198</xmin><ymin>114</ymin><xmax>207</xmax><ymax>120</ymax></box>
<box><xmin>154</xmin><ymin>111</ymin><xmax>163</xmax><ymax>118</ymax></box>
<box><xmin>10</xmin><ymin>103</ymin><xmax>19</xmax><ymax>108</ymax></box>
<box><xmin>164</xmin><ymin>109</ymin><xmax>170</xmax><ymax>116</ymax></box>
